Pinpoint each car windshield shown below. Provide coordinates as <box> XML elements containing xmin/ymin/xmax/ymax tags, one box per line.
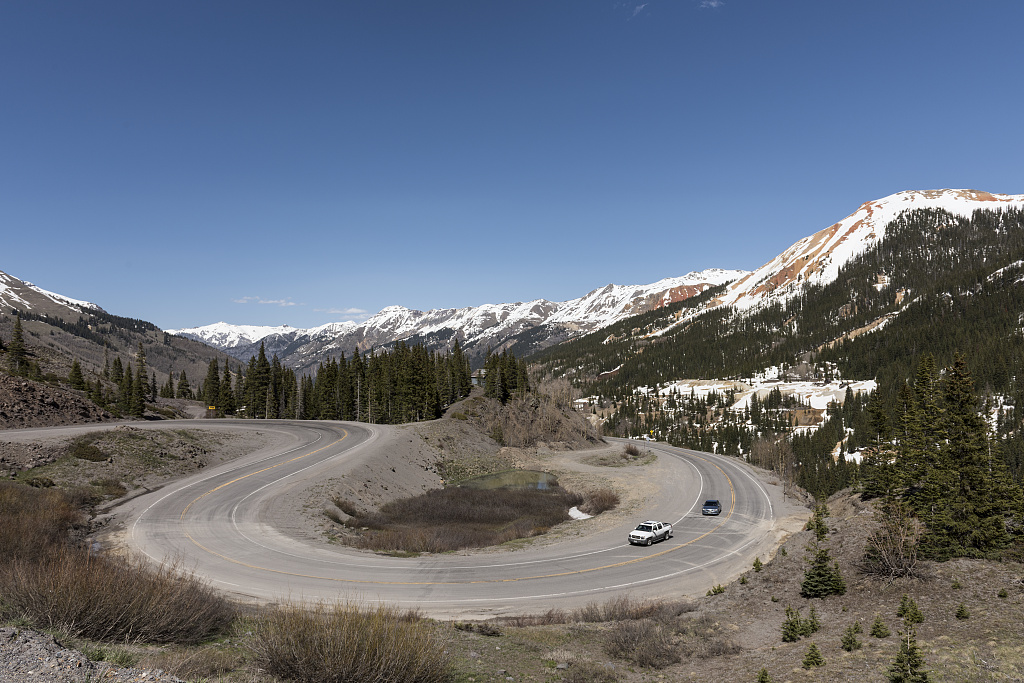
<box><xmin>636</xmin><ymin>524</ymin><xmax>652</xmax><ymax>532</ymax></box>
<box><xmin>704</xmin><ymin>500</ymin><xmax>719</xmax><ymax>506</ymax></box>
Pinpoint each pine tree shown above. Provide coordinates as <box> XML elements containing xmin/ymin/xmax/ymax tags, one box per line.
<box><xmin>203</xmin><ymin>358</ymin><xmax>221</xmax><ymax>409</ymax></box>
<box><xmin>781</xmin><ymin>606</ymin><xmax>803</xmax><ymax>642</ymax></box>
<box><xmin>955</xmin><ymin>603</ymin><xmax>969</xmax><ymax>620</ymax></box>
<box><xmin>870</xmin><ymin>614</ymin><xmax>890</xmax><ymax>638</ymax></box>
<box><xmin>896</xmin><ymin>594</ymin><xmax>924</xmax><ymax>624</ymax></box>
<box><xmin>131</xmin><ymin>344</ymin><xmax>147</xmax><ymax>417</ymax></box>
<box><xmin>801</xmin><ymin>642</ymin><xmax>825</xmax><ymax>669</ymax></box>
<box><xmin>888</xmin><ymin>624</ymin><xmax>929</xmax><ymax>683</ymax></box>
<box><xmin>7</xmin><ymin>314</ymin><xmax>28</xmax><ymax>375</ymax></box>
<box><xmin>219</xmin><ymin>362</ymin><xmax>236</xmax><ymax>415</ymax></box>
<box><xmin>68</xmin><ymin>359</ymin><xmax>86</xmax><ymax>390</ymax></box>
<box><xmin>756</xmin><ymin>667</ymin><xmax>774</xmax><ymax>683</ymax></box>
<box><xmin>176</xmin><ymin>370</ymin><xmax>192</xmax><ymax>400</ymax></box>
<box><xmin>161</xmin><ymin>370</ymin><xmax>175</xmax><ymax>399</ymax></box>
<box><xmin>841</xmin><ymin>623</ymin><xmax>863</xmax><ymax>651</ymax></box>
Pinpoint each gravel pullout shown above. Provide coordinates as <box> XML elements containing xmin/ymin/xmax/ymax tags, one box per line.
<box><xmin>0</xmin><ymin>628</ymin><xmax>185</xmax><ymax>683</ymax></box>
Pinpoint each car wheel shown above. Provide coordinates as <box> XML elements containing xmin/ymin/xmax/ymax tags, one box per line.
<box><xmin>645</xmin><ymin>538</ymin><xmax>652</xmax><ymax>546</ymax></box>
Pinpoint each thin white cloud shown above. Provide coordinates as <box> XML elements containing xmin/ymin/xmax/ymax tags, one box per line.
<box><xmin>632</xmin><ymin>3</ymin><xmax>648</xmax><ymax>18</ymax></box>
<box><xmin>700</xmin><ymin>0</ymin><xmax>724</xmax><ymax>7</ymax></box>
<box><xmin>315</xmin><ymin>306</ymin><xmax>373</xmax><ymax>321</ymax></box>
<box><xmin>233</xmin><ymin>296</ymin><xmax>299</xmax><ymax>307</ymax></box>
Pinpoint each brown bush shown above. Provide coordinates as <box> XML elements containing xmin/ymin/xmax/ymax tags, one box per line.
<box><xmin>504</xmin><ymin>596</ymin><xmax>695</xmax><ymax>627</ymax></box>
<box><xmin>561</xmin><ymin>660</ymin><xmax>620</xmax><ymax>682</ymax></box>
<box><xmin>249</xmin><ymin>599</ymin><xmax>451</xmax><ymax>683</ymax></box>
<box><xmin>0</xmin><ymin>481</ymin><xmax>84</xmax><ymax>563</ymax></box>
<box><xmin>0</xmin><ymin>547</ymin><xmax>234</xmax><ymax>643</ymax></box>
<box><xmin>604</xmin><ymin>618</ymin><xmax>680</xmax><ymax>668</ymax></box>
<box><xmin>623</xmin><ymin>443</ymin><xmax>641</xmax><ymax>458</ymax></box>
<box><xmin>579</xmin><ymin>488</ymin><xmax>620</xmax><ymax>515</ymax></box>
<box><xmin>347</xmin><ymin>486</ymin><xmax>584</xmax><ymax>553</ymax></box>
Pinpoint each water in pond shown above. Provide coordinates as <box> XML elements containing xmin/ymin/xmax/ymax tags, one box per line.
<box><xmin>458</xmin><ymin>470</ymin><xmax>559</xmax><ymax>490</ymax></box>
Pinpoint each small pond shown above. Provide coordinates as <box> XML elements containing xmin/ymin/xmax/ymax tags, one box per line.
<box><xmin>458</xmin><ymin>469</ymin><xmax>559</xmax><ymax>490</ymax></box>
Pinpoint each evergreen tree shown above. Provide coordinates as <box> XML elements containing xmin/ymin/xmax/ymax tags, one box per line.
<box><xmin>203</xmin><ymin>358</ymin><xmax>221</xmax><ymax>409</ymax></box>
<box><xmin>781</xmin><ymin>606</ymin><xmax>803</xmax><ymax>642</ymax></box>
<box><xmin>896</xmin><ymin>594</ymin><xmax>924</xmax><ymax>624</ymax></box>
<box><xmin>888</xmin><ymin>624</ymin><xmax>929</xmax><ymax>683</ymax></box>
<box><xmin>131</xmin><ymin>344</ymin><xmax>147</xmax><ymax>417</ymax></box>
<box><xmin>161</xmin><ymin>370</ymin><xmax>175</xmax><ymax>399</ymax></box>
<box><xmin>841</xmin><ymin>623</ymin><xmax>863</xmax><ymax>651</ymax></box>
<box><xmin>6</xmin><ymin>314</ymin><xmax>28</xmax><ymax>375</ymax></box>
<box><xmin>219</xmin><ymin>362</ymin><xmax>236</xmax><ymax>415</ymax></box>
<box><xmin>870</xmin><ymin>614</ymin><xmax>890</xmax><ymax>638</ymax></box>
<box><xmin>801</xmin><ymin>642</ymin><xmax>824</xmax><ymax>669</ymax></box>
<box><xmin>68</xmin><ymin>359</ymin><xmax>86</xmax><ymax>390</ymax></box>
<box><xmin>176</xmin><ymin>370</ymin><xmax>192</xmax><ymax>399</ymax></box>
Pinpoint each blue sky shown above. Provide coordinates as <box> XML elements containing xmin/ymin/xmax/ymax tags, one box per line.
<box><xmin>3</xmin><ymin>1</ymin><xmax>1023</xmax><ymax>330</ymax></box>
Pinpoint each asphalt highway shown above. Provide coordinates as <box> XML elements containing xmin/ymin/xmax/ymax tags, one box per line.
<box><xmin>110</xmin><ymin>420</ymin><xmax>781</xmax><ymax>617</ymax></box>
<box><xmin>4</xmin><ymin>419</ymin><xmax>788</xmax><ymax>618</ymax></box>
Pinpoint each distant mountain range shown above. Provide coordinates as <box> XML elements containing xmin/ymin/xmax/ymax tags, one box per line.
<box><xmin>4</xmin><ymin>189</ymin><xmax>1023</xmax><ymax>379</ymax></box>
<box><xmin>166</xmin><ymin>269</ymin><xmax>745</xmax><ymax>372</ymax></box>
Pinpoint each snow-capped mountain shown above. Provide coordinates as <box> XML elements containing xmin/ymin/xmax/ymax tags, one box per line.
<box><xmin>170</xmin><ymin>269</ymin><xmax>745</xmax><ymax>371</ymax></box>
<box><xmin>0</xmin><ymin>270</ymin><xmax>102</xmax><ymax>317</ymax></box>
<box><xmin>712</xmin><ymin>189</ymin><xmax>1024</xmax><ymax>312</ymax></box>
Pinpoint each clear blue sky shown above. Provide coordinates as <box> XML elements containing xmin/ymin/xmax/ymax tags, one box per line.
<box><xmin>3</xmin><ymin>1</ymin><xmax>1023</xmax><ymax>330</ymax></box>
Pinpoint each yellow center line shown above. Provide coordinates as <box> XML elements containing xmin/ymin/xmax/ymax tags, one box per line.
<box><xmin>179</xmin><ymin>440</ymin><xmax>742</xmax><ymax>586</ymax></box>
<box><xmin>179</xmin><ymin>430</ymin><xmax>349</xmax><ymax>520</ymax></box>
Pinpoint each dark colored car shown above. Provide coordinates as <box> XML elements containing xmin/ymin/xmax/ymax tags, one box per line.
<box><xmin>701</xmin><ymin>499</ymin><xmax>722</xmax><ymax>515</ymax></box>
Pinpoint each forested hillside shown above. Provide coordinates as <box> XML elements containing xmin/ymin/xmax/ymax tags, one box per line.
<box><xmin>529</xmin><ymin>207</ymin><xmax>1024</xmax><ymax>498</ymax></box>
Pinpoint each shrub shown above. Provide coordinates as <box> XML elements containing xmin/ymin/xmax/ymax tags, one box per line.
<box><xmin>677</xmin><ymin>614</ymin><xmax>739</xmax><ymax>659</ymax></box>
<box><xmin>753</xmin><ymin>556</ymin><xmax>763</xmax><ymax>572</ymax></box>
<box><xmin>69</xmin><ymin>437</ymin><xmax>108</xmax><ymax>462</ymax></box>
<box><xmin>604</xmin><ymin>619</ymin><xmax>679</xmax><ymax>669</ymax></box>
<box><xmin>861</xmin><ymin>499</ymin><xmax>921</xmax><ymax>583</ymax></box>
<box><xmin>561</xmin><ymin>660</ymin><xmax>619</xmax><ymax>683</ymax></box>
<box><xmin>0</xmin><ymin>547</ymin><xmax>233</xmax><ymax>643</ymax></box>
<box><xmin>955</xmin><ymin>603</ymin><xmax>969</xmax><ymax>620</ymax></box>
<box><xmin>250</xmin><ymin>599</ymin><xmax>451</xmax><ymax>683</ymax></box>
<box><xmin>739</xmin><ymin>574</ymin><xmax>748</xmax><ymax>585</ymax></box>
<box><xmin>0</xmin><ymin>482</ymin><xmax>84</xmax><ymax>563</ymax></box>
<box><xmin>756</xmin><ymin>667</ymin><xmax>774</xmax><ymax>682</ymax></box>
<box><xmin>870</xmin><ymin>614</ymin><xmax>891</xmax><ymax>638</ymax></box>
<box><xmin>998</xmin><ymin>588</ymin><xmax>1009</xmax><ymax>598</ymax></box>
<box><xmin>347</xmin><ymin>486</ymin><xmax>584</xmax><ymax>553</ymax></box>
<box><xmin>623</xmin><ymin>443</ymin><xmax>641</xmax><ymax>458</ymax></box>
<box><xmin>706</xmin><ymin>584</ymin><xmax>725</xmax><ymax>596</ymax></box>
<box><xmin>580</xmin><ymin>488</ymin><xmax>620</xmax><ymax>515</ymax></box>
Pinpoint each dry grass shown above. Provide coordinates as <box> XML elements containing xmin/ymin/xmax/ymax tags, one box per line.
<box><xmin>249</xmin><ymin>599</ymin><xmax>451</xmax><ymax>683</ymax></box>
<box><xmin>579</xmin><ymin>487</ymin><xmax>620</xmax><ymax>515</ymax></box>
<box><xmin>340</xmin><ymin>486</ymin><xmax>584</xmax><ymax>553</ymax></box>
<box><xmin>0</xmin><ymin>547</ymin><xmax>234</xmax><ymax>643</ymax></box>
<box><xmin>604</xmin><ymin>618</ymin><xmax>680</xmax><ymax>668</ymax></box>
<box><xmin>0</xmin><ymin>481</ymin><xmax>84</xmax><ymax>563</ymax></box>
<box><xmin>0</xmin><ymin>480</ymin><xmax>233</xmax><ymax>644</ymax></box>
<box><xmin>504</xmin><ymin>594</ymin><xmax>696</xmax><ymax>626</ymax></box>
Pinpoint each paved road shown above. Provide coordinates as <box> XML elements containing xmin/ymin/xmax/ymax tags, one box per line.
<box><xmin>107</xmin><ymin>420</ymin><xmax>783</xmax><ymax>618</ymax></box>
<box><xmin>4</xmin><ymin>419</ymin><xmax>788</xmax><ymax>618</ymax></box>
